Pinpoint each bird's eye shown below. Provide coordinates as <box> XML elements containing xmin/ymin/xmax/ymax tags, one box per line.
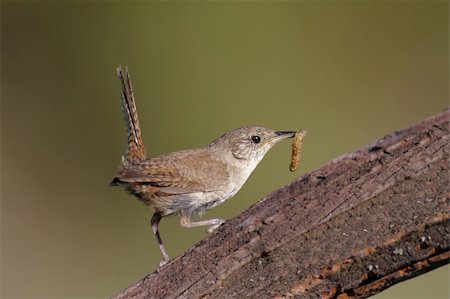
<box><xmin>251</xmin><ymin>135</ymin><xmax>261</xmax><ymax>144</ymax></box>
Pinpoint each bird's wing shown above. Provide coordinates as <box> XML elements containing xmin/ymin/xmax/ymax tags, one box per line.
<box><xmin>114</xmin><ymin>149</ymin><xmax>229</xmax><ymax>195</ymax></box>
<box><xmin>115</xmin><ymin>169</ymin><xmax>198</xmax><ymax>194</ymax></box>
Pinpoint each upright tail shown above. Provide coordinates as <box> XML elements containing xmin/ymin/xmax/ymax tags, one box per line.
<box><xmin>117</xmin><ymin>66</ymin><xmax>146</xmax><ymax>166</ymax></box>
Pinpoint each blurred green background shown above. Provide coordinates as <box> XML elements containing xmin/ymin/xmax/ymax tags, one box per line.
<box><xmin>1</xmin><ymin>1</ymin><xmax>448</xmax><ymax>298</ymax></box>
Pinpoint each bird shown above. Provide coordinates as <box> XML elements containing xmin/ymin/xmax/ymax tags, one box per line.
<box><xmin>111</xmin><ymin>66</ymin><xmax>296</xmax><ymax>267</ymax></box>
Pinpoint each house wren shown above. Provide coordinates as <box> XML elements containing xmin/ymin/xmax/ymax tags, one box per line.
<box><xmin>111</xmin><ymin>66</ymin><xmax>296</xmax><ymax>267</ymax></box>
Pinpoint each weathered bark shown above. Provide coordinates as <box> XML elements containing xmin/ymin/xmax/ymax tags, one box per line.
<box><xmin>113</xmin><ymin>109</ymin><xmax>449</xmax><ymax>299</ymax></box>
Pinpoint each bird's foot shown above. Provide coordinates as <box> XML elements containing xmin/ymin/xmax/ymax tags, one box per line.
<box><xmin>206</xmin><ymin>219</ymin><xmax>225</xmax><ymax>234</ymax></box>
<box><xmin>156</xmin><ymin>258</ymin><xmax>170</xmax><ymax>272</ymax></box>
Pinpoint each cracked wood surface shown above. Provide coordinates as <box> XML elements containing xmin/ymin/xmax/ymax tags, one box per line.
<box><xmin>113</xmin><ymin>109</ymin><xmax>449</xmax><ymax>299</ymax></box>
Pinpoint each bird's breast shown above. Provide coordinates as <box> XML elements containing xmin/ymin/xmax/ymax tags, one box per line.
<box><xmin>222</xmin><ymin>158</ymin><xmax>262</xmax><ymax>197</ymax></box>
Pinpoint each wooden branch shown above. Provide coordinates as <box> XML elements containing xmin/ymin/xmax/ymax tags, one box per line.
<box><xmin>113</xmin><ymin>109</ymin><xmax>449</xmax><ymax>299</ymax></box>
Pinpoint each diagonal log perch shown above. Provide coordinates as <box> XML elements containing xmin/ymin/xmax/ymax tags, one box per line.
<box><xmin>113</xmin><ymin>109</ymin><xmax>449</xmax><ymax>299</ymax></box>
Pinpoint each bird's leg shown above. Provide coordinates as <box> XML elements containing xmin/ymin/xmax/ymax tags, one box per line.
<box><xmin>179</xmin><ymin>213</ymin><xmax>225</xmax><ymax>234</ymax></box>
<box><xmin>151</xmin><ymin>212</ymin><xmax>170</xmax><ymax>268</ymax></box>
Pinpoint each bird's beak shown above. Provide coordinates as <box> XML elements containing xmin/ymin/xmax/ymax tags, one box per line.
<box><xmin>268</xmin><ymin>131</ymin><xmax>297</xmax><ymax>144</ymax></box>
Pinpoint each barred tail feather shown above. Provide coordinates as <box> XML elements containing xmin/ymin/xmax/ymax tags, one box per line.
<box><xmin>117</xmin><ymin>65</ymin><xmax>146</xmax><ymax>165</ymax></box>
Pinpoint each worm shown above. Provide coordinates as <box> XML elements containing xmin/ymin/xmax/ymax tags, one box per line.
<box><xmin>289</xmin><ymin>130</ymin><xmax>306</xmax><ymax>172</ymax></box>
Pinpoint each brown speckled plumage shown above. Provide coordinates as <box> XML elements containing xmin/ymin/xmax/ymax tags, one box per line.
<box><xmin>117</xmin><ymin>66</ymin><xmax>146</xmax><ymax>165</ymax></box>
<box><xmin>112</xmin><ymin>66</ymin><xmax>297</xmax><ymax>267</ymax></box>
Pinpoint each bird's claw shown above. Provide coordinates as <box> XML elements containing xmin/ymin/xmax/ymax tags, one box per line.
<box><xmin>206</xmin><ymin>219</ymin><xmax>225</xmax><ymax>234</ymax></box>
<box><xmin>157</xmin><ymin>258</ymin><xmax>170</xmax><ymax>272</ymax></box>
